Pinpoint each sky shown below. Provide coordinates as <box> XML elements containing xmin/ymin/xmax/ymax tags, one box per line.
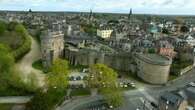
<box><xmin>0</xmin><ymin>0</ymin><xmax>195</xmax><ymax>15</ymax></box>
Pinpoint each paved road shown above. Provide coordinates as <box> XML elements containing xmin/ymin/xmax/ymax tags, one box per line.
<box><xmin>56</xmin><ymin>96</ymin><xmax>103</xmax><ymax>110</ymax></box>
<box><xmin>58</xmin><ymin>68</ymin><xmax>195</xmax><ymax>110</ymax></box>
<box><xmin>0</xmin><ymin>96</ymin><xmax>32</xmax><ymax>104</ymax></box>
<box><xmin>15</xmin><ymin>36</ymin><xmax>45</xmax><ymax>87</ymax></box>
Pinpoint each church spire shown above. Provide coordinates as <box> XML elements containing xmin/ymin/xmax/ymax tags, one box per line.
<box><xmin>89</xmin><ymin>9</ymin><xmax>93</xmax><ymax>20</ymax></box>
<box><xmin>128</xmin><ymin>8</ymin><xmax>132</xmax><ymax>19</ymax></box>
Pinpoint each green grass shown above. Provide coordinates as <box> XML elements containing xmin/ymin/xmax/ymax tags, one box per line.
<box><xmin>32</xmin><ymin>59</ymin><xmax>47</xmax><ymax>73</ymax></box>
<box><xmin>70</xmin><ymin>88</ymin><xmax>91</xmax><ymax>96</ymax></box>
<box><xmin>0</xmin><ymin>85</ymin><xmax>33</xmax><ymax>96</ymax></box>
<box><xmin>169</xmin><ymin>75</ymin><xmax>178</xmax><ymax>81</ymax></box>
<box><xmin>0</xmin><ymin>104</ymin><xmax>13</xmax><ymax>110</ymax></box>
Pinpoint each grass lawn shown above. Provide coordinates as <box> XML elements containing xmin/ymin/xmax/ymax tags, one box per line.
<box><xmin>70</xmin><ymin>88</ymin><xmax>91</xmax><ymax>96</ymax></box>
<box><xmin>0</xmin><ymin>104</ymin><xmax>13</xmax><ymax>110</ymax></box>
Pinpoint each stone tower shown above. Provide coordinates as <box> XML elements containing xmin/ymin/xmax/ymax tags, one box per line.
<box><xmin>40</xmin><ymin>30</ymin><xmax>64</xmax><ymax>68</ymax></box>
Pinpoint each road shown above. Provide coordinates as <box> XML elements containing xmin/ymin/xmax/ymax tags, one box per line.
<box><xmin>56</xmin><ymin>96</ymin><xmax>103</xmax><ymax>110</ymax></box>
<box><xmin>58</xmin><ymin>68</ymin><xmax>195</xmax><ymax>110</ymax></box>
<box><xmin>15</xmin><ymin>36</ymin><xmax>45</xmax><ymax>87</ymax></box>
<box><xmin>0</xmin><ymin>96</ymin><xmax>32</xmax><ymax>104</ymax></box>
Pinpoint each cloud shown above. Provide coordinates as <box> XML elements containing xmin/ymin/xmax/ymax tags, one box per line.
<box><xmin>0</xmin><ymin>0</ymin><xmax>195</xmax><ymax>15</ymax></box>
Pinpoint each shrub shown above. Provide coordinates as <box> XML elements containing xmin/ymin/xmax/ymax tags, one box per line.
<box><xmin>0</xmin><ymin>21</ymin><xmax>7</xmax><ymax>35</ymax></box>
<box><xmin>12</xmin><ymin>24</ymin><xmax>31</xmax><ymax>61</ymax></box>
<box><xmin>27</xmin><ymin>89</ymin><xmax>66</xmax><ymax>110</ymax></box>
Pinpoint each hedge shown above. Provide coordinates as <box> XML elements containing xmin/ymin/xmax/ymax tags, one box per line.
<box><xmin>12</xmin><ymin>25</ymin><xmax>32</xmax><ymax>61</ymax></box>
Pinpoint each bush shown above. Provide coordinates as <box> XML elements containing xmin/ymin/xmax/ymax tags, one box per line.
<box><xmin>0</xmin><ymin>21</ymin><xmax>7</xmax><ymax>35</ymax></box>
<box><xmin>70</xmin><ymin>88</ymin><xmax>91</xmax><ymax>96</ymax></box>
<box><xmin>0</xmin><ymin>44</ymin><xmax>35</xmax><ymax>96</ymax></box>
<box><xmin>12</xmin><ymin>24</ymin><xmax>31</xmax><ymax>61</ymax></box>
<box><xmin>27</xmin><ymin>89</ymin><xmax>66</xmax><ymax>110</ymax></box>
<box><xmin>32</xmin><ymin>59</ymin><xmax>46</xmax><ymax>73</ymax></box>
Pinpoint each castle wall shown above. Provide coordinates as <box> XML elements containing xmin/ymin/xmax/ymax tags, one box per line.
<box><xmin>135</xmin><ymin>54</ymin><xmax>172</xmax><ymax>84</ymax></box>
<box><xmin>64</xmin><ymin>48</ymin><xmax>133</xmax><ymax>72</ymax></box>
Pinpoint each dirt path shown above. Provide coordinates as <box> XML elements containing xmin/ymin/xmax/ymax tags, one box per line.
<box><xmin>15</xmin><ymin>36</ymin><xmax>45</xmax><ymax>87</ymax></box>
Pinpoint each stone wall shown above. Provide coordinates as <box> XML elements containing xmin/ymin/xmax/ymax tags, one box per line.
<box><xmin>135</xmin><ymin>54</ymin><xmax>172</xmax><ymax>84</ymax></box>
<box><xmin>64</xmin><ymin>48</ymin><xmax>134</xmax><ymax>72</ymax></box>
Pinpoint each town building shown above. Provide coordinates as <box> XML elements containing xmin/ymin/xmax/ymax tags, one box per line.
<box><xmin>157</xmin><ymin>40</ymin><xmax>176</xmax><ymax>58</ymax></box>
<box><xmin>159</xmin><ymin>92</ymin><xmax>188</xmax><ymax>110</ymax></box>
<box><xmin>97</xmin><ymin>27</ymin><xmax>113</xmax><ymax>39</ymax></box>
<box><xmin>184</xmin><ymin>34</ymin><xmax>195</xmax><ymax>46</ymax></box>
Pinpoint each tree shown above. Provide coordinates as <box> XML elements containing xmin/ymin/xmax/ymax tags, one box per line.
<box><xmin>148</xmin><ymin>48</ymin><xmax>156</xmax><ymax>54</ymax></box>
<box><xmin>100</xmin><ymin>88</ymin><xmax>124</xmax><ymax>107</ymax></box>
<box><xmin>180</xmin><ymin>25</ymin><xmax>189</xmax><ymax>33</ymax></box>
<box><xmin>88</xmin><ymin>64</ymin><xmax>123</xmax><ymax>107</ymax></box>
<box><xmin>0</xmin><ymin>44</ymin><xmax>14</xmax><ymax>91</ymax></box>
<box><xmin>47</xmin><ymin>58</ymin><xmax>69</xmax><ymax>91</ymax></box>
<box><xmin>0</xmin><ymin>21</ymin><xmax>6</xmax><ymax>35</ymax></box>
<box><xmin>7</xmin><ymin>21</ymin><xmax>18</xmax><ymax>31</ymax></box>
<box><xmin>0</xmin><ymin>44</ymin><xmax>14</xmax><ymax>78</ymax></box>
<box><xmin>15</xmin><ymin>24</ymin><xmax>27</xmax><ymax>35</ymax></box>
<box><xmin>26</xmin><ymin>73</ymin><xmax>39</xmax><ymax>92</ymax></box>
<box><xmin>27</xmin><ymin>88</ymin><xmax>65</xmax><ymax>110</ymax></box>
<box><xmin>162</xmin><ymin>27</ymin><xmax>169</xmax><ymax>34</ymax></box>
<box><xmin>88</xmin><ymin>64</ymin><xmax>118</xmax><ymax>88</ymax></box>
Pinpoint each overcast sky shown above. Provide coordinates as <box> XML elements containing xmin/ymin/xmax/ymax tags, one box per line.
<box><xmin>0</xmin><ymin>0</ymin><xmax>195</xmax><ymax>15</ymax></box>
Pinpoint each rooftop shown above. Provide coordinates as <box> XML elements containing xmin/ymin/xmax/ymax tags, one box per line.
<box><xmin>135</xmin><ymin>53</ymin><xmax>172</xmax><ymax>65</ymax></box>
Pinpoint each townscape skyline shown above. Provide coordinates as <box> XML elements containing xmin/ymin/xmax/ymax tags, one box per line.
<box><xmin>0</xmin><ymin>0</ymin><xmax>195</xmax><ymax>15</ymax></box>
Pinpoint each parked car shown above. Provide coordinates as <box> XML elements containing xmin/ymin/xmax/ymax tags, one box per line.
<box><xmin>188</xmin><ymin>82</ymin><xmax>195</xmax><ymax>87</ymax></box>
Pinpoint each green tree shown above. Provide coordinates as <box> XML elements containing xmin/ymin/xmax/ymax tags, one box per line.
<box><xmin>88</xmin><ymin>64</ymin><xmax>123</xmax><ymax>107</ymax></box>
<box><xmin>14</xmin><ymin>24</ymin><xmax>27</xmax><ymax>35</ymax></box>
<box><xmin>47</xmin><ymin>58</ymin><xmax>69</xmax><ymax>91</ymax></box>
<box><xmin>88</xmin><ymin>64</ymin><xmax>118</xmax><ymax>88</ymax></box>
<box><xmin>27</xmin><ymin>88</ymin><xmax>65</xmax><ymax>110</ymax></box>
<box><xmin>162</xmin><ymin>27</ymin><xmax>169</xmax><ymax>34</ymax></box>
<box><xmin>100</xmin><ymin>88</ymin><xmax>124</xmax><ymax>107</ymax></box>
<box><xmin>0</xmin><ymin>44</ymin><xmax>14</xmax><ymax>78</ymax></box>
<box><xmin>26</xmin><ymin>73</ymin><xmax>39</xmax><ymax>92</ymax></box>
<box><xmin>0</xmin><ymin>44</ymin><xmax>14</xmax><ymax>91</ymax></box>
<box><xmin>7</xmin><ymin>21</ymin><xmax>18</xmax><ymax>31</ymax></box>
<box><xmin>0</xmin><ymin>21</ymin><xmax>7</xmax><ymax>35</ymax></box>
<box><xmin>148</xmin><ymin>48</ymin><xmax>156</xmax><ymax>54</ymax></box>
